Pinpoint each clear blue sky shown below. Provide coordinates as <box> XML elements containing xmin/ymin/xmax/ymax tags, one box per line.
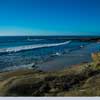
<box><xmin>0</xmin><ymin>0</ymin><xmax>100</xmax><ymax>36</ymax></box>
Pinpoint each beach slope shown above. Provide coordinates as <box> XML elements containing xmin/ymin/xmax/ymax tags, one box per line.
<box><xmin>0</xmin><ymin>53</ymin><xmax>100</xmax><ymax>96</ymax></box>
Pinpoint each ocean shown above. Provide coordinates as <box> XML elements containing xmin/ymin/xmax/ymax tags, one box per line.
<box><xmin>0</xmin><ymin>36</ymin><xmax>100</xmax><ymax>71</ymax></box>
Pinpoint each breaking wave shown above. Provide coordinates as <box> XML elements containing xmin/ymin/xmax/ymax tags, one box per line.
<box><xmin>0</xmin><ymin>41</ymin><xmax>71</xmax><ymax>54</ymax></box>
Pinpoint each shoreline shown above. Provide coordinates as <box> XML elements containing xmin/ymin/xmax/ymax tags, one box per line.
<box><xmin>0</xmin><ymin>51</ymin><xmax>92</xmax><ymax>73</ymax></box>
<box><xmin>0</xmin><ymin>45</ymin><xmax>94</xmax><ymax>72</ymax></box>
<box><xmin>1</xmin><ymin>41</ymin><xmax>100</xmax><ymax>73</ymax></box>
<box><xmin>0</xmin><ymin>52</ymin><xmax>100</xmax><ymax>96</ymax></box>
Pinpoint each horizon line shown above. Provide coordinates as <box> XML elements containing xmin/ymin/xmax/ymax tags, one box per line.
<box><xmin>0</xmin><ymin>35</ymin><xmax>100</xmax><ymax>37</ymax></box>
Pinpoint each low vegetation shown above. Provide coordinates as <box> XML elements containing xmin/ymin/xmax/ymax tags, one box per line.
<box><xmin>0</xmin><ymin>53</ymin><xmax>100</xmax><ymax>96</ymax></box>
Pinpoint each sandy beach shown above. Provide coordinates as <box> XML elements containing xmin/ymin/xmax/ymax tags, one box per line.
<box><xmin>0</xmin><ymin>52</ymin><xmax>100</xmax><ymax>96</ymax></box>
<box><xmin>37</xmin><ymin>42</ymin><xmax>100</xmax><ymax>71</ymax></box>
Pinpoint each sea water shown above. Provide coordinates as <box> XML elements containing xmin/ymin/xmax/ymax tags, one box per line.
<box><xmin>0</xmin><ymin>36</ymin><xmax>100</xmax><ymax>71</ymax></box>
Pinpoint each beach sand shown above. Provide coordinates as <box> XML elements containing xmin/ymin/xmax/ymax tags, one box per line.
<box><xmin>0</xmin><ymin>52</ymin><xmax>100</xmax><ymax>96</ymax></box>
<box><xmin>37</xmin><ymin>42</ymin><xmax>100</xmax><ymax>71</ymax></box>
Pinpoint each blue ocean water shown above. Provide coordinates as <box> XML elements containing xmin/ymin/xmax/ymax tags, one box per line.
<box><xmin>0</xmin><ymin>36</ymin><xmax>100</xmax><ymax>71</ymax></box>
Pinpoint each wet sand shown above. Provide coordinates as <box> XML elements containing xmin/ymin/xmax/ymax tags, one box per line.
<box><xmin>37</xmin><ymin>42</ymin><xmax>100</xmax><ymax>71</ymax></box>
<box><xmin>37</xmin><ymin>53</ymin><xmax>92</xmax><ymax>71</ymax></box>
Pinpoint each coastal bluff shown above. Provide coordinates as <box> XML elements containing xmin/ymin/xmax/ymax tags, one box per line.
<box><xmin>0</xmin><ymin>53</ymin><xmax>100</xmax><ymax>96</ymax></box>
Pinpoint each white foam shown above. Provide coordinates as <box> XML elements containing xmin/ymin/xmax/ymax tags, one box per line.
<box><xmin>0</xmin><ymin>41</ymin><xmax>71</xmax><ymax>53</ymax></box>
<box><xmin>1</xmin><ymin>63</ymin><xmax>34</xmax><ymax>72</ymax></box>
<box><xmin>27</xmin><ymin>38</ymin><xmax>45</xmax><ymax>41</ymax></box>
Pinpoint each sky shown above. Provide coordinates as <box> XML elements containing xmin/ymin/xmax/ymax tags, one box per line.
<box><xmin>0</xmin><ymin>0</ymin><xmax>100</xmax><ymax>36</ymax></box>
